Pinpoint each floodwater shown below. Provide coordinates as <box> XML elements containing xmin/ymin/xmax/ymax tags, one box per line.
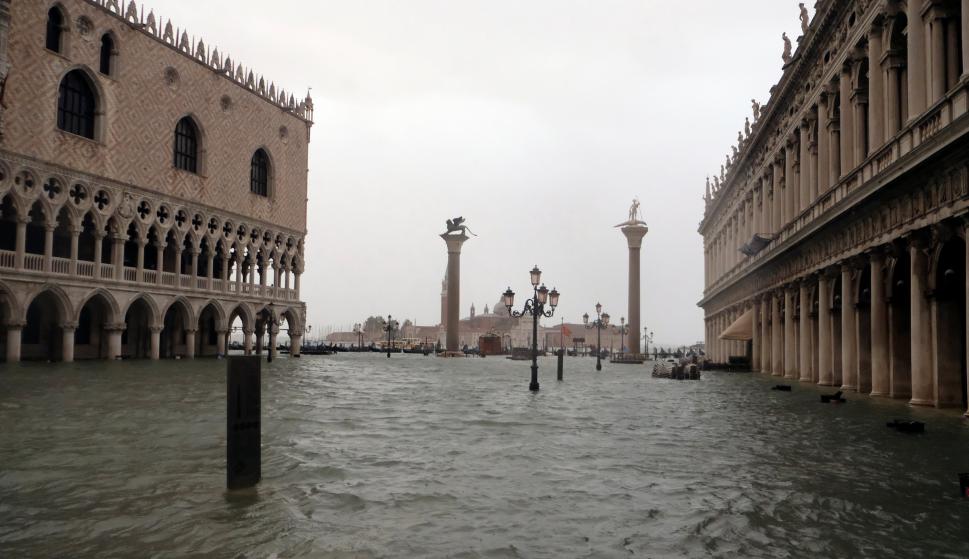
<box><xmin>1</xmin><ymin>354</ymin><xmax>969</xmax><ymax>558</ymax></box>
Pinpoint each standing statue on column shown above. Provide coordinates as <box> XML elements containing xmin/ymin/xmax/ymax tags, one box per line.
<box><xmin>799</xmin><ymin>3</ymin><xmax>810</xmax><ymax>35</ymax></box>
<box><xmin>751</xmin><ymin>99</ymin><xmax>761</xmax><ymax>121</ymax></box>
<box><xmin>744</xmin><ymin>118</ymin><xmax>751</xmax><ymax>138</ymax></box>
<box><xmin>782</xmin><ymin>32</ymin><xmax>793</xmax><ymax>64</ymax></box>
<box><xmin>628</xmin><ymin>197</ymin><xmax>643</xmax><ymax>224</ymax></box>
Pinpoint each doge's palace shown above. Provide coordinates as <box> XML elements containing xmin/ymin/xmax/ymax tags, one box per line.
<box><xmin>0</xmin><ymin>0</ymin><xmax>313</xmax><ymax>362</ymax></box>
<box><xmin>701</xmin><ymin>0</ymin><xmax>969</xmax><ymax>413</ymax></box>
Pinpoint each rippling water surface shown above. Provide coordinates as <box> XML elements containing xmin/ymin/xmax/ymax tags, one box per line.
<box><xmin>2</xmin><ymin>354</ymin><xmax>969</xmax><ymax>558</ymax></box>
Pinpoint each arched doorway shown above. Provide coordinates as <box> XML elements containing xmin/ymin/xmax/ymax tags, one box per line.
<box><xmin>22</xmin><ymin>290</ymin><xmax>66</xmax><ymax>361</ymax></box>
<box><xmin>123</xmin><ymin>297</ymin><xmax>154</xmax><ymax>359</ymax></box>
<box><xmin>857</xmin><ymin>263</ymin><xmax>872</xmax><ymax>393</ymax></box>
<box><xmin>196</xmin><ymin>302</ymin><xmax>222</xmax><ymax>357</ymax></box>
<box><xmin>75</xmin><ymin>292</ymin><xmax>115</xmax><ymax>360</ymax></box>
<box><xmin>934</xmin><ymin>237</ymin><xmax>967</xmax><ymax>408</ymax></box>
<box><xmin>227</xmin><ymin>304</ymin><xmax>251</xmax><ymax>355</ymax></box>
<box><xmin>161</xmin><ymin>300</ymin><xmax>191</xmax><ymax>358</ymax></box>
<box><xmin>889</xmin><ymin>249</ymin><xmax>912</xmax><ymax>399</ymax></box>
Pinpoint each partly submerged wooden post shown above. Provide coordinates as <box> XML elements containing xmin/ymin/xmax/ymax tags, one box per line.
<box><xmin>227</xmin><ymin>356</ymin><xmax>261</xmax><ymax>490</ymax></box>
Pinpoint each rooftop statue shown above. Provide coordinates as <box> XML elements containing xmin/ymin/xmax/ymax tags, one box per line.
<box><xmin>744</xmin><ymin>118</ymin><xmax>751</xmax><ymax>138</ymax></box>
<box><xmin>799</xmin><ymin>3</ymin><xmax>810</xmax><ymax>35</ymax></box>
<box><xmin>782</xmin><ymin>32</ymin><xmax>793</xmax><ymax>64</ymax></box>
<box><xmin>445</xmin><ymin>216</ymin><xmax>476</xmax><ymax>237</ymax></box>
<box><xmin>751</xmin><ymin>99</ymin><xmax>761</xmax><ymax>121</ymax></box>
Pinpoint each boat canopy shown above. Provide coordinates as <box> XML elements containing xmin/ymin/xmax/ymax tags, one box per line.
<box><xmin>720</xmin><ymin>309</ymin><xmax>753</xmax><ymax>341</ymax></box>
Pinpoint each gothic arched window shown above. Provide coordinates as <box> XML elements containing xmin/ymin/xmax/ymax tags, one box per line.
<box><xmin>250</xmin><ymin>149</ymin><xmax>270</xmax><ymax>197</ymax></box>
<box><xmin>46</xmin><ymin>7</ymin><xmax>64</xmax><ymax>53</ymax></box>
<box><xmin>99</xmin><ymin>34</ymin><xmax>115</xmax><ymax>76</ymax></box>
<box><xmin>57</xmin><ymin>70</ymin><xmax>97</xmax><ymax>139</ymax></box>
<box><xmin>174</xmin><ymin>117</ymin><xmax>199</xmax><ymax>173</ymax></box>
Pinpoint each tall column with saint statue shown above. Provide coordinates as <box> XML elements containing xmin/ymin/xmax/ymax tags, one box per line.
<box><xmin>616</xmin><ymin>198</ymin><xmax>648</xmax><ymax>358</ymax></box>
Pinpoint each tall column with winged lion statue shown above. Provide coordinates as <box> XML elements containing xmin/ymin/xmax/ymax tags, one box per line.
<box><xmin>616</xmin><ymin>199</ymin><xmax>648</xmax><ymax>357</ymax></box>
<box><xmin>440</xmin><ymin>217</ymin><xmax>475</xmax><ymax>355</ymax></box>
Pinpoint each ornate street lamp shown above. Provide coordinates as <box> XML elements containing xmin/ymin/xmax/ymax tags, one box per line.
<box><xmin>504</xmin><ymin>265</ymin><xmax>560</xmax><ymax>392</ymax></box>
<box><xmin>352</xmin><ymin>323</ymin><xmax>363</xmax><ymax>350</ymax></box>
<box><xmin>583</xmin><ymin>303</ymin><xmax>609</xmax><ymax>371</ymax></box>
<box><xmin>383</xmin><ymin>315</ymin><xmax>399</xmax><ymax>358</ymax></box>
<box><xmin>643</xmin><ymin>327</ymin><xmax>654</xmax><ymax>360</ymax></box>
<box><xmin>615</xmin><ymin>317</ymin><xmax>628</xmax><ymax>358</ymax></box>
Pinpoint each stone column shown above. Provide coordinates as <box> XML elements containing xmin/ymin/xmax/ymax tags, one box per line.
<box><xmin>784</xmin><ymin>142</ymin><xmax>796</xmax><ymax>224</ymax></box>
<box><xmin>963</xmin><ymin>0</ymin><xmax>969</xmax><ymax>79</ymax></box>
<box><xmin>772</xmin><ymin>162</ymin><xmax>783</xmax><ymax>232</ymax></box>
<box><xmin>752</xmin><ymin>300</ymin><xmax>761</xmax><ymax>372</ymax></box>
<box><xmin>185</xmin><ymin>329</ymin><xmax>197</xmax><ymax>359</ymax></box>
<box><xmin>290</xmin><ymin>331</ymin><xmax>302</xmax><ymax>358</ymax></box>
<box><xmin>929</xmin><ymin>8</ymin><xmax>947</xmax><ymax>103</ymax></box>
<box><xmin>221</xmin><ymin>256</ymin><xmax>231</xmax><ymax>293</ymax></box>
<box><xmin>189</xmin><ymin>249</ymin><xmax>199</xmax><ymax>281</ymax></box>
<box><xmin>799</xmin><ymin>281</ymin><xmax>812</xmax><ymax>382</ymax></box>
<box><xmin>869</xmin><ymin>23</ymin><xmax>886</xmax><ymax>149</ymax></box>
<box><xmin>259</xmin><ymin>262</ymin><xmax>267</xmax><ymax>295</ymax></box>
<box><xmin>294</xmin><ymin>272</ymin><xmax>301</xmax><ymax>299</ymax></box>
<box><xmin>841</xmin><ymin>264</ymin><xmax>858</xmax><ymax>391</ymax></box>
<box><xmin>112</xmin><ymin>234</ymin><xmax>124</xmax><ymax>280</ymax></box>
<box><xmin>799</xmin><ymin>121</ymin><xmax>811</xmax><ymax>211</ymax></box>
<box><xmin>149</xmin><ymin>326</ymin><xmax>162</xmax><ymax>360</ymax></box>
<box><xmin>243</xmin><ymin>328</ymin><xmax>254</xmax><ymax>356</ymax></box>
<box><xmin>234</xmin><ymin>257</ymin><xmax>242</xmax><ymax>294</ymax></box>
<box><xmin>155</xmin><ymin>242</ymin><xmax>165</xmax><ymax>285</ymax></box>
<box><xmin>255</xmin><ymin>325</ymin><xmax>264</xmax><ymax>355</ymax></box>
<box><xmin>14</xmin><ymin>217</ymin><xmax>26</xmax><ymax>270</ymax></box>
<box><xmin>817</xmin><ymin>94</ymin><xmax>830</xmax><ymax>194</ymax></box>
<box><xmin>6</xmin><ymin>323</ymin><xmax>23</xmax><ymax>363</ymax></box>
<box><xmin>771</xmin><ymin>293</ymin><xmax>783</xmax><ymax>376</ymax></box>
<box><xmin>61</xmin><ymin>323</ymin><xmax>76</xmax><ymax>363</ymax></box>
<box><xmin>907</xmin><ymin>0</ymin><xmax>927</xmax><ymax>119</ymax></box>
<box><xmin>268</xmin><ymin>323</ymin><xmax>278</xmax><ymax>361</ymax></box>
<box><xmin>909</xmin><ymin>237</ymin><xmax>935</xmax><ymax>405</ymax></box>
<box><xmin>840</xmin><ymin>65</ymin><xmax>855</xmax><ymax>174</ymax></box>
<box><xmin>106</xmin><ymin>324</ymin><xmax>124</xmax><ymax>360</ymax></box>
<box><xmin>870</xmin><ymin>250</ymin><xmax>890</xmax><ymax>396</ymax></box>
<box><xmin>174</xmin><ymin>245</ymin><xmax>183</xmax><ymax>286</ymax></box>
<box><xmin>43</xmin><ymin>223</ymin><xmax>54</xmax><ymax>272</ymax></box>
<box><xmin>761</xmin><ymin>298</ymin><xmax>771</xmax><ymax>374</ymax></box>
<box><xmin>441</xmin><ymin>233</ymin><xmax>469</xmax><ymax>353</ymax></box>
<box><xmin>621</xmin><ymin>224</ymin><xmax>648</xmax><ymax>355</ymax></box>
<box><xmin>818</xmin><ymin>273</ymin><xmax>833</xmax><ymax>385</ymax></box>
<box><xmin>206</xmin><ymin>253</ymin><xmax>215</xmax><ymax>289</ymax></box>
<box><xmin>828</xmin><ymin>113</ymin><xmax>841</xmax><ymax>189</ymax></box>
<box><xmin>93</xmin><ymin>232</ymin><xmax>104</xmax><ymax>278</ymax></box>
<box><xmin>784</xmin><ymin>288</ymin><xmax>796</xmax><ymax>379</ymax></box>
<box><xmin>135</xmin><ymin>237</ymin><xmax>145</xmax><ymax>283</ymax></box>
<box><xmin>69</xmin><ymin>225</ymin><xmax>80</xmax><ymax>275</ymax></box>
<box><xmin>216</xmin><ymin>329</ymin><xmax>227</xmax><ymax>356</ymax></box>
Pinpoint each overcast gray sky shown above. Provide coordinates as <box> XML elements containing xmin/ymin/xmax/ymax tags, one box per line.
<box><xmin>165</xmin><ymin>0</ymin><xmax>808</xmax><ymax>346</ymax></box>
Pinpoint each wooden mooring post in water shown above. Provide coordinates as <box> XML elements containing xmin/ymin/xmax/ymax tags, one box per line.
<box><xmin>557</xmin><ymin>349</ymin><xmax>564</xmax><ymax>381</ymax></box>
<box><xmin>227</xmin><ymin>356</ymin><xmax>261</xmax><ymax>490</ymax></box>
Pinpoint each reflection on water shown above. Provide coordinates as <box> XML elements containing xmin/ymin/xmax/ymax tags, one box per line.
<box><xmin>2</xmin><ymin>354</ymin><xmax>969</xmax><ymax>558</ymax></box>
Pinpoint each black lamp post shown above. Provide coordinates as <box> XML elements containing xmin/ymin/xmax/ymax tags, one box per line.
<box><xmin>643</xmin><ymin>327</ymin><xmax>654</xmax><ymax>360</ymax></box>
<box><xmin>352</xmin><ymin>322</ymin><xmax>363</xmax><ymax>350</ymax></box>
<box><xmin>383</xmin><ymin>315</ymin><xmax>398</xmax><ymax>358</ymax></box>
<box><xmin>583</xmin><ymin>303</ymin><xmax>610</xmax><ymax>371</ymax></box>
<box><xmin>615</xmin><ymin>317</ymin><xmax>628</xmax><ymax>358</ymax></box>
<box><xmin>504</xmin><ymin>265</ymin><xmax>560</xmax><ymax>392</ymax></box>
